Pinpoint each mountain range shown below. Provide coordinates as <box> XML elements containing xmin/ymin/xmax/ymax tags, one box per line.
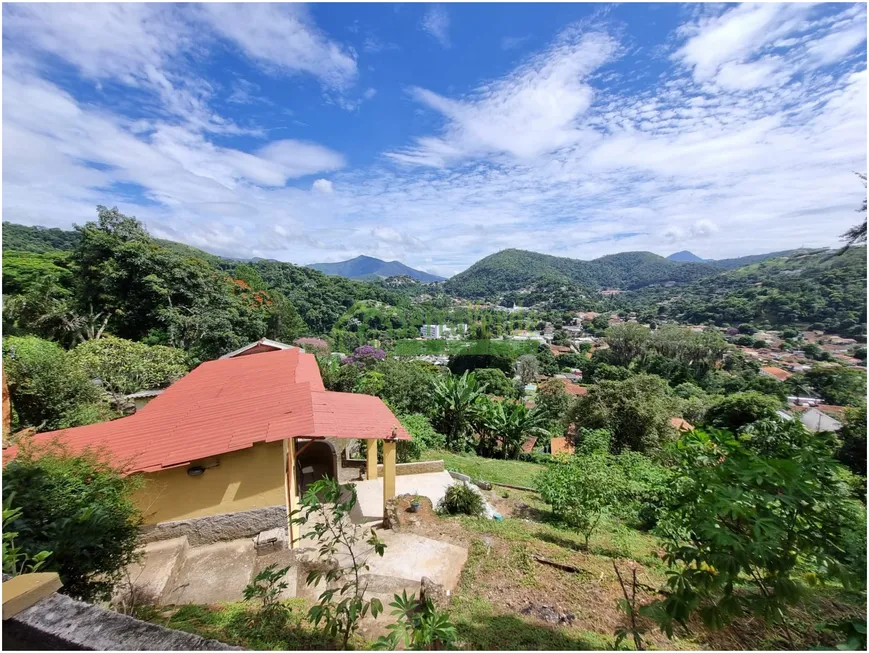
<box><xmin>443</xmin><ymin>248</ymin><xmax>815</xmax><ymax>298</ymax></box>
<box><xmin>666</xmin><ymin>249</ymin><xmax>801</xmax><ymax>269</ymax></box>
<box><xmin>306</xmin><ymin>255</ymin><xmax>445</xmax><ymax>282</ymax></box>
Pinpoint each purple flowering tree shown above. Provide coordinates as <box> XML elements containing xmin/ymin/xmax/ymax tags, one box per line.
<box><xmin>343</xmin><ymin>345</ymin><xmax>386</xmax><ymax>370</ymax></box>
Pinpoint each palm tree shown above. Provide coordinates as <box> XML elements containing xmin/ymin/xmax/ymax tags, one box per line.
<box><xmin>432</xmin><ymin>371</ymin><xmax>486</xmax><ymax>451</ymax></box>
<box><xmin>474</xmin><ymin>398</ymin><xmax>549</xmax><ymax>459</ymax></box>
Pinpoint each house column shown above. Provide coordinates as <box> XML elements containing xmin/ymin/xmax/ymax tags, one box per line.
<box><xmin>285</xmin><ymin>438</ymin><xmax>300</xmax><ymax>549</ymax></box>
<box><xmin>382</xmin><ymin>440</ymin><xmax>397</xmax><ymax>518</ymax></box>
<box><xmin>366</xmin><ymin>439</ymin><xmax>378</xmax><ymax>480</ymax></box>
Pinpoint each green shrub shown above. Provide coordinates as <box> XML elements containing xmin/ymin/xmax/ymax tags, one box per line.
<box><xmin>438</xmin><ymin>482</ymin><xmax>485</xmax><ymax>516</ymax></box>
<box><xmin>2</xmin><ymin>443</ymin><xmax>144</xmax><ymax>602</ymax></box>
<box><xmin>536</xmin><ymin>453</ymin><xmax>626</xmax><ymax>548</ymax></box>
<box><xmin>399</xmin><ymin>413</ymin><xmax>445</xmax><ymax>453</ymax></box>
<box><xmin>3</xmin><ymin>336</ymin><xmax>105</xmax><ymax>431</ymax></box>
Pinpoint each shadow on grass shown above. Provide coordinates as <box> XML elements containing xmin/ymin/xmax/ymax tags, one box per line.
<box><xmin>533</xmin><ymin>529</ymin><xmax>587</xmax><ymax>552</ymax></box>
<box><xmin>512</xmin><ymin>502</ymin><xmax>550</xmax><ymax>522</ymax></box>
<box><xmin>455</xmin><ymin>612</ymin><xmax>616</xmax><ymax>650</ymax></box>
<box><xmin>146</xmin><ymin>603</ymin><xmax>339</xmax><ymax>650</ymax></box>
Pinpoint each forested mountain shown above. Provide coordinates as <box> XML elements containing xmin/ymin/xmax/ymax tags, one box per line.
<box><xmin>666</xmin><ymin>250</ymin><xmax>711</xmax><ymax>263</ymax></box>
<box><xmin>443</xmin><ymin>249</ymin><xmax>718</xmax><ymax>298</ymax></box>
<box><xmin>307</xmin><ymin>255</ymin><xmax>445</xmax><ymax>282</ymax></box>
<box><xmin>625</xmin><ymin>247</ymin><xmax>867</xmax><ymax>336</ymax></box>
<box><xmin>3</xmin><ymin>222</ymin><xmax>82</xmax><ymax>252</ymax></box>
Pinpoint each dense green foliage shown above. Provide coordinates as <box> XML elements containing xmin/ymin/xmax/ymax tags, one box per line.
<box><xmin>3</xmin><ymin>336</ymin><xmax>108</xmax><ymax>431</ymax></box>
<box><xmin>2</xmin><ymin>222</ymin><xmax>82</xmax><ymax>253</ymax></box>
<box><xmin>626</xmin><ymin>248</ymin><xmax>867</xmax><ymax>337</ymax></box>
<box><xmin>651</xmin><ymin>423</ymin><xmax>862</xmax><ymax>639</ymax></box>
<box><xmin>70</xmin><ymin>336</ymin><xmax>188</xmax><ymax>400</ymax></box>
<box><xmin>567</xmin><ymin>374</ymin><xmax>678</xmax><ymax>453</ymax></box>
<box><xmin>704</xmin><ymin>391</ymin><xmax>783</xmax><ymax>431</ymax></box>
<box><xmin>3</xmin><ymin>444</ymin><xmax>143</xmax><ymax>602</ymax></box>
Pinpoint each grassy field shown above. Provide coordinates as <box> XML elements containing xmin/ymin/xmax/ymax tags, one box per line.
<box><xmin>422</xmin><ymin>449</ymin><xmax>546</xmax><ymax>488</ymax></box>
<box><xmin>392</xmin><ymin>338</ymin><xmax>539</xmax><ymax>357</ymax></box>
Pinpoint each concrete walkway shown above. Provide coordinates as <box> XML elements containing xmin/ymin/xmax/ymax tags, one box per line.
<box><xmin>350</xmin><ymin>471</ymin><xmax>455</xmax><ymax>523</ymax></box>
<box><xmin>119</xmin><ymin>520</ymin><xmax>467</xmax><ymax>607</ymax></box>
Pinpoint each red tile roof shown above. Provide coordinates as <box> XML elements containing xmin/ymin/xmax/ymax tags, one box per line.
<box><xmin>760</xmin><ymin>366</ymin><xmax>792</xmax><ymax>381</ymax></box>
<box><xmin>669</xmin><ymin>417</ymin><xmax>694</xmax><ymax>432</ymax></box>
<box><xmin>559</xmin><ymin>379</ymin><xmax>588</xmax><ymax>397</ymax></box>
<box><xmin>3</xmin><ymin>349</ymin><xmax>407</xmax><ymax>474</ymax></box>
<box><xmin>521</xmin><ymin>437</ymin><xmax>538</xmax><ymax>454</ymax></box>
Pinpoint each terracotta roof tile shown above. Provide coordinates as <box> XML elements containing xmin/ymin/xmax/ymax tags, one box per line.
<box><xmin>4</xmin><ymin>349</ymin><xmax>407</xmax><ymax>474</ymax></box>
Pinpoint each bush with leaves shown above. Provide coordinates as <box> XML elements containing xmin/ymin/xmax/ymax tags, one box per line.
<box><xmin>2</xmin><ymin>443</ymin><xmax>143</xmax><ymax>602</ymax></box>
<box><xmin>399</xmin><ymin>413</ymin><xmax>445</xmax><ymax>454</ymax></box>
<box><xmin>837</xmin><ymin>406</ymin><xmax>867</xmax><ymax>477</ymax></box>
<box><xmin>2</xmin><ymin>495</ymin><xmax>51</xmax><ymax>577</ymax></box>
<box><xmin>243</xmin><ymin>564</ymin><xmax>292</xmax><ymax>632</ymax></box>
<box><xmin>703</xmin><ymin>390</ymin><xmax>782</xmax><ymax>431</ymax></box>
<box><xmin>374</xmin><ymin>590</ymin><xmax>458</xmax><ymax>651</ymax></box>
<box><xmin>649</xmin><ymin>425</ymin><xmax>860</xmax><ymax>644</ymax></box>
<box><xmin>473</xmin><ymin>367</ymin><xmax>514</xmax><ymax>397</ymax></box>
<box><xmin>438</xmin><ymin>482</ymin><xmax>485</xmax><ymax>517</ymax></box>
<box><xmin>291</xmin><ymin>478</ymin><xmax>385</xmax><ymax>649</ymax></box>
<box><xmin>3</xmin><ymin>335</ymin><xmax>106</xmax><ymax>431</ymax></box>
<box><xmin>70</xmin><ymin>336</ymin><xmax>188</xmax><ymax>402</ymax></box>
<box><xmin>536</xmin><ymin>452</ymin><xmax>626</xmax><ymax>548</ymax></box>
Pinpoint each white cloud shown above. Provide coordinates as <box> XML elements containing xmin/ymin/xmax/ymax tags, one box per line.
<box><xmin>2</xmin><ymin>4</ymin><xmax>866</xmax><ymax>275</ymax></box>
<box><xmin>421</xmin><ymin>6</ymin><xmax>450</xmax><ymax>48</ymax></box>
<box><xmin>312</xmin><ymin>179</ymin><xmax>334</xmax><ymax>193</ymax></box>
<box><xmin>388</xmin><ymin>29</ymin><xmax>618</xmax><ymax>165</ymax></box>
<box><xmin>200</xmin><ymin>4</ymin><xmax>357</xmax><ymax>90</ymax></box>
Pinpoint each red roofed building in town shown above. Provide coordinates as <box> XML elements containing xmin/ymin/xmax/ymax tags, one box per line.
<box><xmin>759</xmin><ymin>366</ymin><xmax>793</xmax><ymax>382</ymax></box>
<box><xmin>559</xmin><ymin>379</ymin><xmax>589</xmax><ymax>397</ymax></box>
<box><xmin>3</xmin><ymin>349</ymin><xmax>406</xmax><ymax>543</ymax></box>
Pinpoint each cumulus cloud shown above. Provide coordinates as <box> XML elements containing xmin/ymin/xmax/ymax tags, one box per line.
<box><xmin>388</xmin><ymin>28</ymin><xmax>618</xmax><ymax>165</ymax></box>
<box><xmin>200</xmin><ymin>4</ymin><xmax>357</xmax><ymax>89</ymax></box>
<box><xmin>421</xmin><ymin>6</ymin><xmax>450</xmax><ymax>48</ymax></box>
<box><xmin>312</xmin><ymin>179</ymin><xmax>334</xmax><ymax>193</ymax></box>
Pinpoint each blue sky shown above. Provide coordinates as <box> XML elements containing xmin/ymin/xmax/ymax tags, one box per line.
<box><xmin>3</xmin><ymin>3</ymin><xmax>867</xmax><ymax>277</ymax></box>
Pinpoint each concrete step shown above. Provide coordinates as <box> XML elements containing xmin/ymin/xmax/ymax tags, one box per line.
<box><xmin>165</xmin><ymin>538</ymin><xmax>257</xmax><ymax>604</ymax></box>
<box><xmin>115</xmin><ymin>536</ymin><xmax>189</xmax><ymax>608</ymax></box>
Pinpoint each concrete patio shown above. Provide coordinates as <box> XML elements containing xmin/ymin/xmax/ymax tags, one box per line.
<box><xmin>349</xmin><ymin>470</ymin><xmax>456</xmax><ymax>523</ymax></box>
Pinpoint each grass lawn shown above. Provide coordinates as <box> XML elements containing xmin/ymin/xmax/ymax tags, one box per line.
<box><xmin>421</xmin><ymin>449</ymin><xmax>546</xmax><ymax>488</ymax></box>
<box><xmin>392</xmin><ymin>339</ymin><xmax>539</xmax><ymax>357</ymax></box>
<box><xmin>136</xmin><ymin>600</ymin><xmax>344</xmax><ymax>650</ymax></box>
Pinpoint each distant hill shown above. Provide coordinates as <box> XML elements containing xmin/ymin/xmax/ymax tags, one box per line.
<box><xmin>3</xmin><ymin>222</ymin><xmax>81</xmax><ymax>253</ymax></box>
<box><xmin>443</xmin><ymin>249</ymin><xmax>717</xmax><ymax>297</ymax></box>
<box><xmin>653</xmin><ymin>247</ymin><xmax>866</xmax><ymax>336</ymax></box>
<box><xmin>307</xmin><ymin>255</ymin><xmax>445</xmax><ymax>282</ymax></box>
<box><xmin>667</xmin><ymin>250</ymin><xmax>712</xmax><ymax>263</ymax></box>
<box><xmin>666</xmin><ymin>248</ymin><xmax>803</xmax><ymax>269</ymax></box>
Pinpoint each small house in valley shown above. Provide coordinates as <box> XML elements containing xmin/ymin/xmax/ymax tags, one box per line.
<box><xmin>3</xmin><ymin>349</ymin><xmax>408</xmax><ymax>547</ymax></box>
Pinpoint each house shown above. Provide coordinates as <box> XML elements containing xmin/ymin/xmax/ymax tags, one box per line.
<box><xmin>759</xmin><ymin>366</ymin><xmax>792</xmax><ymax>382</ymax></box>
<box><xmin>3</xmin><ymin>349</ymin><xmax>408</xmax><ymax>546</ymax></box>
<box><xmin>559</xmin><ymin>379</ymin><xmax>588</xmax><ymax>397</ymax></box>
<box><xmin>788</xmin><ymin>396</ymin><xmax>820</xmax><ymax>407</ymax></box>
<box><xmin>125</xmin><ymin>389</ymin><xmax>165</xmax><ymax>412</ymax></box>
<box><xmin>669</xmin><ymin>417</ymin><xmax>695</xmax><ymax>432</ymax></box>
<box><xmin>220</xmin><ymin>338</ymin><xmax>296</xmax><ymax>358</ymax></box>
<box><xmin>549</xmin><ymin>344</ymin><xmax>573</xmax><ymax>356</ymax></box>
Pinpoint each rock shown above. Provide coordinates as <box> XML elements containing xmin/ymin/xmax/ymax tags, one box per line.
<box><xmin>473</xmin><ymin>479</ymin><xmax>492</xmax><ymax>491</ymax></box>
<box><xmin>420</xmin><ymin>576</ymin><xmax>448</xmax><ymax>609</ymax></box>
<box><xmin>139</xmin><ymin>506</ymin><xmax>286</xmax><ymax>546</ymax></box>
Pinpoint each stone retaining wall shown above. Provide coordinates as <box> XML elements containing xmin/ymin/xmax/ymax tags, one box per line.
<box><xmin>376</xmin><ymin>459</ymin><xmax>445</xmax><ymax>476</ymax></box>
<box><xmin>2</xmin><ymin>580</ymin><xmax>238</xmax><ymax>650</ymax></box>
<box><xmin>139</xmin><ymin>505</ymin><xmax>286</xmax><ymax>546</ymax></box>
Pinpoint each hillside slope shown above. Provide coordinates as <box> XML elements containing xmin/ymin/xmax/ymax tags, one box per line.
<box><xmin>631</xmin><ymin>247</ymin><xmax>866</xmax><ymax>335</ymax></box>
<box><xmin>307</xmin><ymin>255</ymin><xmax>444</xmax><ymax>282</ymax></box>
<box><xmin>443</xmin><ymin>249</ymin><xmax>717</xmax><ymax>297</ymax></box>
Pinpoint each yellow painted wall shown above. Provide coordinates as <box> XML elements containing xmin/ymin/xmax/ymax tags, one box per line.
<box><xmin>134</xmin><ymin>441</ymin><xmax>286</xmax><ymax>524</ymax></box>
